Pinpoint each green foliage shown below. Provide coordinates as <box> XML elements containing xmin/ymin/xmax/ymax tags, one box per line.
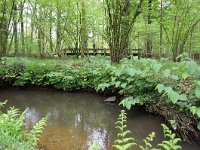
<box><xmin>0</xmin><ymin>101</ymin><xmax>48</xmax><ymax>150</ymax></box>
<box><xmin>139</xmin><ymin>132</ymin><xmax>156</xmax><ymax>150</ymax></box>
<box><xmin>120</xmin><ymin>96</ymin><xmax>145</xmax><ymax>110</ymax></box>
<box><xmin>0</xmin><ymin>56</ymin><xmax>200</xmax><ymax>133</ymax></box>
<box><xmin>157</xmin><ymin>124</ymin><xmax>182</xmax><ymax>150</ymax></box>
<box><xmin>88</xmin><ymin>141</ymin><xmax>101</xmax><ymax>150</ymax></box>
<box><xmin>112</xmin><ymin>110</ymin><xmax>137</xmax><ymax>150</ymax></box>
<box><xmin>112</xmin><ymin>110</ymin><xmax>182</xmax><ymax>150</ymax></box>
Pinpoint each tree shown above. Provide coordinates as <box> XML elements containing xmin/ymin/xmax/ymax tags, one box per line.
<box><xmin>104</xmin><ymin>0</ymin><xmax>144</xmax><ymax>63</ymax></box>
<box><xmin>162</xmin><ymin>0</ymin><xmax>200</xmax><ymax>61</ymax></box>
<box><xmin>0</xmin><ymin>0</ymin><xmax>12</xmax><ymax>56</ymax></box>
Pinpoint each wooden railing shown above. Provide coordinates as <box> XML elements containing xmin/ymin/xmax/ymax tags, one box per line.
<box><xmin>65</xmin><ymin>48</ymin><xmax>141</xmax><ymax>56</ymax></box>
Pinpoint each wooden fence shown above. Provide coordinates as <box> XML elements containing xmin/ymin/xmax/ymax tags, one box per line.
<box><xmin>65</xmin><ymin>48</ymin><xmax>141</xmax><ymax>56</ymax></box>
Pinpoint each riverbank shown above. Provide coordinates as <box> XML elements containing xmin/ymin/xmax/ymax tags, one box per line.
<box><xmin>0</xmin><ymin>56</ymin><xmax>199</xmax><ymax>142</ymax></box>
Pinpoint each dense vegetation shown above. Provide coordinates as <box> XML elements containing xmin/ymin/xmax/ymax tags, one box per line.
<box><xmin>0</xmin><ymin>56</ymin><xmax>199</xmax><ymax>142</ymax></box>
<box><xmin>0</xmin><ymin>0</ymin><xmax>200</xmax><ymax>62</ymax></box>
<box><xmin>1</xmin><ymin>0</ymin><xmax>200</xmax><ymax>148</ymax></box>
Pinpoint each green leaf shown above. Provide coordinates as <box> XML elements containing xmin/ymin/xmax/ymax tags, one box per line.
<box><xmin>165</xmin><ymin>86</ymin><xmax>173</xmax><ymax>93</ymax></box>
<box><xmin>156</xmin><ymin>84</ymin><xmax>165</xmax><ymax>93</ymax></box>
<box><xmin>190</xmin><ymin>106</ymin><xmax>197</xmax><ymax>115</ymax></box>
<box><xmin>162</xmin><ymin>69</ymin><xmax>171</xmax><ymax>77</ymax></box>
<box><xmin>179</xmin><ymin>94</ymin><xmax>187</xmax><ymax>101</ymax></box>
<box><xmin>185</xmin><ymin>61</ymin><xmax>198</xmax><ymax>74</ymax></box>
<box><xmin>121</xmin><ymin>83</ymin><xmax>127</xmax><ymax>88</ymax></box>
<box><xmin>195</xmin><ymin>86</ymin><xmax>200</xmax><ymax>98</ymax></box>
<box><xmin>197</xmin><ymin>122</ymin><xmax>200</xmax><ymax>131</ymax></box>
<box><xmin>169</xmin><ymin>120</ymin><xmax>177</xmax><ymax>130</ymax></box>
<box><xmin>169</xmin><ymin>91</ymin><xmax>180</xmax><ymax>104</ymax></box>
<box><xmin>127</xmin><ymin>68</ymin><xmax>136</xmax><ymax>76</ymax></box>
<box><xmin>197</xmin><ymin>108</ymin><xmax>200</xmax><ymax>118</ymax></box>
<box><xmin>152</xmin><ymin>64</ymin><xmax>162</xmax><ymax>73</ymax></box>
<box><xmin>182</xmin><ymin>72</ymin><xmax>189</xmax><ymax>80</ymax></box>
<box><xmin>170</xmin><ymin>75</ymin><xmax>179</xmax><ymax>81</ymax></box>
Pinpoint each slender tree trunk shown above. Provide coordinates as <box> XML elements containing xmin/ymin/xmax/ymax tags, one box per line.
<box><xmin>146</xmin><ymin>0</ymin><xmax>152</xmax><ymax>58</ymax></box>
<box><xmin>160</xmin><ymin>0</ymin><xmax>163</xmax><ymax>57</ymax></box>
<box><xmin>79</xmin><ymin>1</ymin><xmax>88</xmax><ymax>56</ymax></box>
<box><xmin>189</xmin><ymin>31</ymin><xmax>192</xmax><ymax>57</ymax></box>
<box><xmin>56</xmin><ymin>1</ymin><xmax>62</xmax><ymax>58</ymax></box>
<box><xmin>13</xmin><ymin>2</ymin><xmax>18</xmax><ymax>55</ymax></box>
<box><xmin>0</xmin><ymin>0</ymin><xmax>8</xmax><ymax>56</ymax></box>
<box><xmin>49</xmin><ymin>5</ymin><xmax>53</xmax><ymax>54</ymax></box>
<box><xmin>20</xmin><ymin>0</ymin><xmax>25</xmax><ymax>54</ymax></box>
<box><xmin>37</xmin><ymin>6</ymin><xmax>45</xmax><ymax>57</ymax></box>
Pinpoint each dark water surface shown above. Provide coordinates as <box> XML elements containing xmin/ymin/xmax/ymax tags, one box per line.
<box><xmin>0</xmin><ymin>89</ymin><xmax>199</xmax><ymax>150</ymax></box>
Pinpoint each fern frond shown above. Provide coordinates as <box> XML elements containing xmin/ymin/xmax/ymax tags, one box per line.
<box><xmin>112</xmin><ymin>110</ymin><xmax>137</xmax><ymax>150</ymax></box>
<box><xmin>157</xmin><ymin>124</ymin><xmax>182</xmax><ymax>150</ymax></box>
<box><xmin>31</xmin><ymin>114</ymin><xmax>49</xmax><ymax>146</ymax></box>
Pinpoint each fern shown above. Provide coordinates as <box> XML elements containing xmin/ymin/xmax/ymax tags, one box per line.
<box><xmin>139</xmin><ymin>132</ymin><xmax>156</xmax><ymax>150</ymax></box>
<box><xmin>113</xmin><ymin>110</ymin><xmax>137</xmax><ymax>150</ymax></box>
<box><xmin>30</xmin><ymin>114</ymin><xmax>49</xmax><ymax>146</ymax></box>
<box><xmin>0</xmin><ymin>101</ymin><xmax>49</xmax><ymax>149</ymax></box>
<box><xmin>0</xmin><ymin>100</ymin><xmax>7</xmax><ymax>110</ymax></box>
<box><xmin>157</xmin><ymin>124</ymin><xmax>182</xmax><ymax>150</ymax></box>
<box><xmin>112</xmin><ymin>110</ymin><xmax>183</xmax><ymax>150</ymax></box>
<box><xmin>89</xmin><ymin>141</ymin><xmax>101</xmax><ymax>150</ymax></box>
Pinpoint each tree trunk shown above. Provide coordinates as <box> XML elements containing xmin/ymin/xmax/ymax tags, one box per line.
<box><xmin>0</xmin><ymin>0</ymin><xmax>8</xmax><ymax>56</ymax></box>
<box><xmin>20</xmin><ymin>0</ymin><xmax>25</xmax><ymax>54</ymax></box>
<box><xmin>13</xmin><ymin>2</ymin><xmax>18</xmax><ymax>55</ymax></box>
<box><xmin>49</xmin><ymin>5</ymin><xmax>53</xmax><ymax>53</ymax></box>
<box><xmin>105</xmin><ymin>0</ymin><xmax>144</xmax><ymax>63</ymax></box>
<box><xmin>146</xmin><ymin>0</ymin><xmax>152</xmax><ymax>58</ymax></box>
<box><xmin>79</xmin><ymin>1</ymin><xmax>88</xmax><ymax>57</ymax></box>
<box><xmin>56</xmin><ymin>1</ymin><xmax>62</xmax><ymax>58</ymax></box>
<box><xmin>160</xmin><ymin>0</ymin><xmax>163</xmax><ymax>56</ymax></box>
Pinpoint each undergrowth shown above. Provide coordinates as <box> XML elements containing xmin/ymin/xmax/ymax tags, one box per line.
<box><xmin>0</xmin><ymin>56</ymin><xmax>199</xmax><ymax>140</ymax></box>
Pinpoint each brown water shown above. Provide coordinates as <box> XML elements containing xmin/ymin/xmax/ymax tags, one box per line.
<box><xmin>0</xmin><ymin>89</ymin><xmax>199</xmax><ymax>150</ymax></box>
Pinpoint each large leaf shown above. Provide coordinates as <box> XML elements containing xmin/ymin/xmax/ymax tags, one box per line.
<box><xmin>127</xmin><ymin>68</ymin><xmax>136</xmax><ymax>76</ymax></box>
<box><xmin>197</xmin><ymin>122</ymin><xmax>200</xmax><ymax>131</ymax></box>
<box><xmin>156</xmin><ymin>84</ymin><xmax>165</xmax><ymax>93</ymax></box>
<box><xmin>168</xmin><ymin>91</ymin><xmax>180</xmax><ymax>104</ymax></box>
<box><xmin>152</xmin><ymin>64</ymin><xmax>162</xmax><ymax>73</ymax></box>
<box><xmin>179</xmin><ymin>94</ymin><xmax>188</xmax><ymax>101</ymax></box>
<box><xmin>182</xmin><ymin>72</ymin><xmax>189</xmax><ymax>80</ymax></box>
<box><xmin>195</xmin><ymin>86</ymin><xmax>200</xmax><ymax>99</ymax></box>
<box><xmin>162</xmin><ymin>69</ymin><xmax>171</xmax><ymax>78</ymax></box>
<box><xmin>185</xmin><ymin>61</ymin><xmax>198</xmax><ymax>74</ymax></box>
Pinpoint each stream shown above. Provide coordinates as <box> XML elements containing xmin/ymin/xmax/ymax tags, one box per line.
<box><xmin>0</xmin><ymin>89</ymin><xmax>199</xmax><ymax>150</ymax></box>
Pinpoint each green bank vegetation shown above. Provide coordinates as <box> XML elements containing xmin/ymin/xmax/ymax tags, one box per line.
<box><xmin>0</xmin><ymin>57</ymin><xmax>199</xmax><ymax>142</ymax></box>
<box><xmin>1</xmin><ymin>0</ymin><xmax>200</xmax><ymax>149</ymax></box>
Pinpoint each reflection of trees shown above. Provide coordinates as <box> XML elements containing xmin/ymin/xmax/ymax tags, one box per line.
<box><xmin>0</xmin><ymin>89</ymin><xmax>120</xmax><ymax>149</ymax></box>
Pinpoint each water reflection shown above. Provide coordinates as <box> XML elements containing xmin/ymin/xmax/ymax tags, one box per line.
<box><xmin>0</xmin><ymin>89</ymin><xmax>199</xmax><ymax>150</ymax></box>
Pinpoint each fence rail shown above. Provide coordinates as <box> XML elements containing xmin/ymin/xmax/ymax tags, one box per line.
<box><xmin>65</xmin><ymin>48</ymin><xmax>141</xmax><ymax>56</ymax></box>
